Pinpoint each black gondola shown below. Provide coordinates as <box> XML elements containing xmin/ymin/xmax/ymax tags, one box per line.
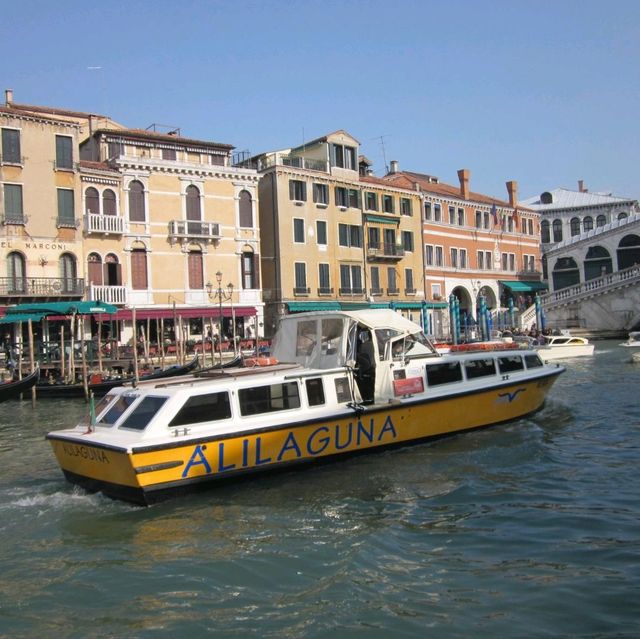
<box><xmin>35</xmin><ymin>356</ymin><xmax>199</xmax><ymax>399</ymax></box>
<box><xmin>0</xmin><ymin>367</ymin><xmax>40</xmax><ymax>403</ymax></box>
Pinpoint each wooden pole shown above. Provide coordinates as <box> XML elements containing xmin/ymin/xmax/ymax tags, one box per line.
<box><xmin>81</xmin><ymin>316</ymin><xmax>89</xmax><ymax>402</ymax></box>
<box><xmin>172</xmin><ymin>301</ymin><xmax>178</xmax><ymax>364</ymax></box>
<box><xmin>208</xmin><ymin>317</ymin><xmax>216</xmax><ymax>367</ymax></box>
<box><xmin>132</xmin><ymin>307</ymin><xmax>139</xmax><ymax>386</ymax></box>
<box><xmin>97</xmin><ymin>317</ymin><xmax>103</xmax><ymax>374</ymax></box>
<box><xmin>160</xmin><ymin>317</ymin><xmax>165</xmax><ymax>369</ymax></box>
<box><xmin>70</xmin><ymin>313</ymin><xmax>77</xmax><ymax>383</ymax></box>
<box><xmin>60</xmin><ymin>324</ymin><xmax>65</xmax><ymax>382</ymax></box>
<box><xmin>27</xmin><ymin>319</ymin><xmax>36</xmax><ymax>407</ymax></box>
<box><xmin>232</xmin><ymin>305</ymin><xmax>237</xmax><ymax>356</ymax></box>
<box><xmin>145</xmin><ymin>317</ymin><xmax>150</xmax><ymax>362</ymax></box>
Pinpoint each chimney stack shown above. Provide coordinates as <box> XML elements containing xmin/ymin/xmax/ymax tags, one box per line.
<box><xmin>506</xmin><ymin>180</ymin><xmax>518</xmax><ymax>208</ymax></box>
<box><xmin>389</xmin><ymin>160</ymin><xmax>398</xmax><ymax>174</ymax></box>
<box><xmin>578</xmin><ymin>179</ymin><xmax>587</xmax><ymax>192</ymax></box>
<box><xmin>5</xmin><ymin>89</ymin><xmax>13</xmax><ymax>106</ymax></box>
<box><xmin>457</xmin><ymin>168</ymin><xmax>470</xmax><ymax>200</ymax></box>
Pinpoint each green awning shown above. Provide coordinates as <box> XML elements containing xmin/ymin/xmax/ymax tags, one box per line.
<box><xmin>1</xmin><ymin>301</ymin><xmax>118</xmax><ymax>317</ymax></box>
<box><xmin>364</xmin><ymin>214</ymin><xmax>400</xmax><ymax>225</ymax></box>
<box><xmin>286</xmin><ymin>301</ymin><xmax>341</xmax><ymax>312</ymax></box>
<box><xmin>0</xmin><ymin>313</ymin><xmax>48</xmax><ymax>324</ymax></box>
<box><xmin>500</xmin><ymin>280</ymin><xmax>548</xmax><ymax>293</ymax></box>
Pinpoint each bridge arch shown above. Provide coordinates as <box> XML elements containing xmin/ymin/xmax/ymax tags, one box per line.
<box><xmin>584</xmin><ymin>245</ymin><xmax>612</xmax><ymax>281</ymax></box>
<box><xmin>617</xmin><ymin>234</ymin><xmax>640</xmax><ymax>270</ymax></box>
<box><xmin>552</xmin><ymin>256</ymin><xmax>580</xmax><ymax>290</ymax></box>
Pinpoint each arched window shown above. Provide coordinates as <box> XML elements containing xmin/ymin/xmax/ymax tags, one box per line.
<box><xmin>105</xmin><ymin>253</ymin><xmax>122</xmax><ymax>286</ymax></box>
<box><xmin>552</xmin><ymin>219</ymin><xmax>563</xmax><ymax>243</ymax></box>
<box><xmin>618</xmin><ymin>212</ymin><xmax>628</xmax><ymax>221</ymax></box>
<box><xmin>60</xmin><ymin>253</ymin><xmax>77</xmax><ymax>293</ymax></box>
<box><xmin>131</xmin><ymin>247</ymin><xmax>148</xmax><ymax>290</ymax></box>
<box><xmin>570</xmin><ymin>217</ymin><xmax>581</xmax><ymax>236</ymax></box>
<box><xmin>617</xmin><ymin>234</ymin><xmax>640</xmax><ymax>270</ymax></box>
<box><xmin>7</xmin><ymin>251</ymin><xmax>26</xmax><ymax>293</ymax></box>
<box><xmin>540</xmin><ymin>192</ymin><xmax>553</xmax><ymax>204</ymax></box>
<box><xmin>583</xmin><ymin>216</ymin><xmax>593</xmax><ymax>232</ymax></box>
<box><xmin>541</xmin><ymin>220</ymin><xmax>550</xmax><ymax>244</ymax></box>
<box><xmin>103</xmin><ymin>189</ymin><xmax>116</xmax><ymax>216</ymax></box>
<box><xmin>186</xmin><ymin>185</ymin><xmax>201</xmax><ymax>234</ymax></box>
<box><xmin>584</xmin><ymin>246</ymin><xmax>612</xmax><ymax>280</ymax></box>
<box><xmin>552</xmin><ymin>257</ymin><xmax>580</xmax><ymax>290</ymax></box>
<box><xmin>239</xmin><ymin>190</ymin><xmax>253</xmax><ymax>228</ymax></box>
<box><xmin>596</xmin><ymin>214</ymin><xmax>607</xmax><ymax>227</ymax></box>
<box><xmin>85</xmin><ymin>187</ymin><xmax>99</xmax><ymax>215</ymax></box>
<box><xmin>87</xmin><ymin>252</ymin><xmax>103</xmax><ymax>285</ymax></box>
<box><xmin>187</xmin><ymin>248</ymin><xmax>203</xmax><ymax>289</ymax></box>
<box><xmin>128</xmin><ymin>180</ymin><xmax>145</xmax><ymax>222</ymax></box>
<box><xmin>242</xmin><ymin>249</ymin><xmax>260</xmax><ymax>289</ymax></box>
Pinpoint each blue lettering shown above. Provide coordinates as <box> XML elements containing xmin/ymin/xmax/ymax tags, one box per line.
<box><xmin>255</xmin><ymin>437</ymin><xmax>272</xmax><ymax>465</ymax></box>
<box><xmin>242</xmin><ymin>438</ymin><xmax>249</xmax><ymax>467</ymax></box>
<box><xmin>217</xmin><ymin>442</ymin><xmax>236</xmax><ymax>472</ymax></box>
<box><xmin>357</xmin><ymin>418</ymin><xmax>374</xmax><ymax>445</ymax></box>
<box><xmin>278</xmin><ymin>431</ymin><xmax>302</xmax><ymax>461</ymax></box>
<box><xmin>182</xmin><ymin>445</ymin><xmax>212</xmax><ymax>478</ymax></box>
<box><xmin>307</xmin><ymin>426</ymin><xmax>330</xmax><ymax>455</ymax></box>
<box><xmin>334</xmin><ymin>422</ymin><xmax>353</xmax><ymax>450</ymax></box>
<box><xmin>378</xmin><ymin>415</ymin><xmax>397</xmax><ymax>441</ymax></box>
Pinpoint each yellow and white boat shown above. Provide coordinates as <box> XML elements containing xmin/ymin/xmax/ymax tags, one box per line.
<box><xmin>47</xmin><ymin>310</ymin><xmax>564</xmax><ymax>505</ymax></box>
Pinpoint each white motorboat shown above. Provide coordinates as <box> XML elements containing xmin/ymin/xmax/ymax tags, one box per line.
<box><xmin>46</xmin><ymin>310</ymin><xmax>564</xmax><ymax>505</ymax></box>
<box><xmin>620</xmin><ymin>331</ymin><xmax>640</xmax><ymax>348</ymax></box>
<box><xmin>536</xmin><ymin>334</ymin><xmax>595</xmax><ymax>360</ymax></box>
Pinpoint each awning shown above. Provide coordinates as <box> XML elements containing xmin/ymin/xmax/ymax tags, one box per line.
<box><xmin>1</xmin><ymin>301</ymin><xmax>118</xmax><ymax>317</ymax></box>
<box><xmin>287</xmin><ymin>301</ymin><xmax>448</xmax><ymax>313</ymax></box>
<box><xmin>0</xmin><ymin>313</ymin><xmax>48</xmax><ymax>324</ymax></box>
<box><xmin>95</xmin><ymin>306</ymin><xmax>257</xmax><ymax>322</ymax></box>
<box><xmin>500</xmin><ymin>280</ymin><xmax>548</xmax><ymax>293</ymax></box>
<box><xmin>287</xmin><ymin>301</ymin><xmax>341</xmax><ymax>312</ymax></box>
<box><xmin>364</xmin><ymin>214</ymin><xmax>400</xmax><ymax>225</ymax></box>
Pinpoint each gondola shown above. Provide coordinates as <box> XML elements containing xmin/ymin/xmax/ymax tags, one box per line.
<box><xmin>194</xmin><ymin>354</ymin><xmax>243</xmax><ymax>375</ymax></box>
<box><xmin>0</xmin><ymin>367</ymin><xmax>40</xmax><ymax>403</ymax></box>
<box><xmin>35</xmin><ymin>355</ymin><xmax>199</xmax><ymax>399</ymax></box>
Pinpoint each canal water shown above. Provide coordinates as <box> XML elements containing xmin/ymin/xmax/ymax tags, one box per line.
<box><xmin>1</xmin><ymin>342</ymin><xmax>639</xmax><ymax>638</ymax></box>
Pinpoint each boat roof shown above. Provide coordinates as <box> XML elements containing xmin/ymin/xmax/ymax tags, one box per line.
<box><xmin>279</xmin><ymin>309</ymin><xmax>424</xmax><ymax>333</ymax></box>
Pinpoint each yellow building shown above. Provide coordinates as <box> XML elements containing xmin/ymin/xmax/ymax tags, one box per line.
<box><xmin>251</xmin><ymin>130</ymin><xmax>426</xmax><ymax>335</ymax></box>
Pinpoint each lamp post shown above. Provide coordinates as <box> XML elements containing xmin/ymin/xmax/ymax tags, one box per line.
<box><xmin>206</xmin><ymin>271</ymin><xmax>234</xmax><ymax>366</ymax></box>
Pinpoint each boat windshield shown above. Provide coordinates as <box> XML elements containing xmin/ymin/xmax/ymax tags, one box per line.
<box><xmin>98</xmin><ymin>393</ymin><xmax>139</xmax><ymax>426</ymax></box>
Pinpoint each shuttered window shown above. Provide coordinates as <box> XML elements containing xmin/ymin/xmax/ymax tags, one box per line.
<box><xmin>239</xmin><ymin>190</ymin><xmax>253</xmax><ymax>228</ymax></box>
<box><xmin>3</xmin><ymin>184</ymin><xmax>23</xmax><ymax>222</ymax></box>
<box><xmin>1</xmin><ymin>128</ymin><xmax>21</xmax><ymax>163</ymax></box>
<box><xmin>131</xmin><ymin>249</ymin><xmax>148</xmax><ymax>290</ymax></box>
<box><xmin>103</xmin><ymin>189</ymin><xmax>116</xmax><ymax>215</ymax></box>
<box><xmin>188</xmin><ymin>251</ymin><xmax>203</xmax><ymax>289</ymax></box>
<box><xmin>85</xmin><ymin>187</ymin><xmax>99</xmax><ymax>214</ymax></box>
<box><xmin>57</xmin><ymin>189</ymin><xmax>75</xmax><ymax>226</ymax></box>
<box><xmin>55</xmin><ymin>135</ymin><xmax>73</xmax><ymax>170</ymax></box>
<box><xmin>128</xmin><ymin>181</ymin><xmax>145</xmax><ymax>222</ymax></box>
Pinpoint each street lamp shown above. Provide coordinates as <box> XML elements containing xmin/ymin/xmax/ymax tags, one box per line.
<box><xmin>206</xmin><ymin>271</ymin><xmax>233</xmax><ymax>366</ymax></box>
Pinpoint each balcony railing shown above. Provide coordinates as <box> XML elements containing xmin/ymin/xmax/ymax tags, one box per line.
<box><xmin>0</xmin><ymin>277</ymin><xmax>84</xmax><ymax>297</ymax></box>
<box><xmin>168</xmin><ymin>220</ymin><xmax>220</xmax><ymax>242</ymax></box>
<box><xmin>88</xmin><ymin>284</ymin><xmax>127</xmax><ymax>305</ymax></box>
<box><xmin>260</xmin><ymin>153</ymin><xmax>328</xmax><ymax>173</ymax></box>
<box><xmin>84</xmin><ymin>213</ymin><xmax>126</xmax><ymax>234</ymax></box>
<box><xmin>369</xmin><ymin>287</ymin><xmax>383</xmax><ymax>296</ymax></box>
<box><xmin>1</xmin><ymin>214</ymin><xmax>27</xmax><ymax>225</ymax></box>
<box><xmin>294</xmin><ymin>287</ymin><xmax>311</xmax><ymax>296</ymax></box>
<box><xmin>404</xmin><ymin>288</ymin><xmax>417</xmax><ymax>295</ymax></box>
<box><xmin>366</xmin><ymin>242</ymin><xmax>405</xmax><ymax>261</ymax></box>
<box><xmin>339</xmin><ymin>287</ymin><xmax>365</xmax><ymax>296</ymax></box>
<box><xmin>387</xmin><ymin>287</ymin><xmax>400</xmax><ymax>296</ymax></box>
<box><xmin>56</xmin><ymin>217</ymin><xmax>80</xmax><ymax>229</ymax></box>
<box><xmin>317</xmin><ymin>287</ymin><xmax>334</xmax><ymax>295</ymax></box>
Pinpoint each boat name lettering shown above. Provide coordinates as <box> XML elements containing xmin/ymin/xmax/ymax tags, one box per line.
<box><xmin>62</xmin><ymin>443</ymin><xmax>110</xmax><ymax>464</ymax></box>
<box><xmin>182</xmin><ymin>415</ymin><xmax>398</xmax><ymax>479</ymax></box>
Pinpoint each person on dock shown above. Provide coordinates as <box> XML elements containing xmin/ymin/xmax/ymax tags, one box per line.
<box><xmin>356</xmin><ymin>329</ymin><xmax>376</xmax><ymax>405</ymax></box>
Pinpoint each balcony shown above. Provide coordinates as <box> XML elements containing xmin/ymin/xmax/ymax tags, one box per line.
<box><xmin>1</xmin><ymin>214</ymin><xmax>28</xmax><ymax>226</ymax></box>
<box><xmin>168</xmin><ymin>220</ymin><xmax>221</xmax><ymax>244</ymax></box>
<box><xmin>0</xmin><ymin>277</ymin><xmax>84</xmax><ymax>298</ymax></box>
<box><xmin>317</xmin><ymin>287</ymin><xmax>334</xmax><ymax>296</ymax></box>
<box><xmin>260</xmin><ymin>153</ymin><xmax>328</xmax><ymax>173</ymax></box>
<box><xmin>84</xmin><ymin>213</ymin><xmax>126</xmax><ymax>235</ymax></box>
<box><xmin>56</xmin><ymin>217</ymin><xmax>80</xmax><ymax>229</ymax></box>
<box><xmin>339</xmin><ymin>287</ymin><xmax>365</xmax><ymax>296</ymax></box>
<box><xmin>366</xmin><ymin>242</ymin><xmax>405</xmax><ymax>261</ymax></box>
<box><xmin>88</xmin><ymin>284</ymin><xmax>127</xmax><ymax>305</ymax></box>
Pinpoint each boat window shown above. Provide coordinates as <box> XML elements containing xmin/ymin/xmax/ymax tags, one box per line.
<box><xmin>464</xmin><ymin>358</ymin><xmax>497</xmax><ymax>379</ymax></box>
<box><xmin>498</xmin><ymin>356</ymin><xmax>524</xmax><ymax>373</ymax></box>
<box><xmin>375</xmin><ymin>328</ymin><xmax>402</xmax><ymax>360</ymax></box>
<box><xmin>239</xmin><ymin>382</ymin><xmax>300</xmax><ymax>416</ymax></box>
<box><xmin>296</xmin><ymin>320</ymin><xmax>317</xmax><ymax>357</ymax></box>
<box><xmin>168</xmin><ymin>392</ymin><xmax>232</xmax><ymax>427</ymax></box>
<box><xmin>305</xmin><ymin>378</ymin><xmax>325</xmax><ymax>406</ymax></box>
<box><xmin>524</xmin><ymin>354</ymin><xmax>544</xmax><ymax>369</ymax></box>
<box><xmin>99</xmin><ymin>393</ymin><xmax>138</xmax><ymax>426</ymax></box>
<box><xmin>119</xmin><ymin>396</ymin><xmax>168</xmax><ymax>431</ymax></box>
<box><xmin>94</xmin><ymin>394</ymin><xmax>117</xmax><ymax>419</ymax></box>
<box><xmin>334</xmin><ymin>377</ymin><xmax>351</xmax><ymax>403</ymax></box>
<box><xmin>426</xmin><ymin>362</ymin><xmax>463</xmax><ymax>386</ymax></box>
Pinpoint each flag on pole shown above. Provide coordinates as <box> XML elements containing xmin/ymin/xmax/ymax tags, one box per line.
<box><xmin>491</xmin><ymin>203</ymin><xmax>498</xmax><ymax>227</ymax></box>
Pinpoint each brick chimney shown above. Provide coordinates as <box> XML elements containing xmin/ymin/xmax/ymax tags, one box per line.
<box><xmin>578</xmin><ymin>179</ymin><xmax>587</xmax><ymax>192</ymax></box>
<box><xmin>506</xmin><ymin>180</ymin><xmax>518</xmax><ymax>207</ymax></box>
<box><xmin>389</xmin><ymin>160</ymin><xmax>399</xmax><ymax>174</ymax></box>
<box><xmin>5</xmin><ymin>89</ymin><xmax>13</xmax><ymax>106</ymax></box>
<box><xmin>457</xmin><ymin>168</ymin><xmax>470</xmax><ymax>200</ymax></box>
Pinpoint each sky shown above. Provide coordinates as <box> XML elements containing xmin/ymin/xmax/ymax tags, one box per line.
<box><xmin>2</xmin><ymin>0</ymin><xmax>639</xmax><ymax>202</ymax></box>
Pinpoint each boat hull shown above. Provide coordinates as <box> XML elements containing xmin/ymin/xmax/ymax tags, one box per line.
<box><xmin>48</xmin><ymin>370</ymin><xmax>562</xmax><ymax>505</ymax></box>
<box><xmin>536</xmin><ymin>344</ymin><xmax>595</xmax><ymax>360</ymax></box>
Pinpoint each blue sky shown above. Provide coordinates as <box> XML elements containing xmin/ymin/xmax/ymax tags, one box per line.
<box><xmin>3</xmin><ymin>0</ymin><xmax>639</xmax><ymax>202</ymax></box>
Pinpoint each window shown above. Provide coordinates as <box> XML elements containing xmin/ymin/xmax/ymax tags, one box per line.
<box><xmin>60</xmin><ymin>253</ymin><xmax>77</xmax><ymax>293</ymax></box>
<box><xmin>338</xmin><ymin>224</ymin><xmax>362</xmax><ymax>248</ymax></box>
<box><xmin>289</xmin><ymin>179</ymin><xmax>307</xmax><ymax>202</ymax></box>
<box><xmin>103</xmin><ymin>189</ymin><xmax>116</xmax><ymax>216</ymax></box>
<box><xmin>478</xmin><ymin>250</ymin><xmax>484</xmax><ymax>270</ymax></box>
<box><xmin>507</xmin><ymin>216</ymin><xmax>514</xmax><ymax>232</ymax></box>
<box><xmin>401</xmin><ymin>230</ymin><xmax>414</xmax><ymax>252</ymax></box>
<box><xmin>460</xmin><ymin>249</ymin><xmax>467</xmax><ymax>269</ymax></box>
<box><xmin>105</xmin><ymin>253</ymin><xmax>122</xmax><ymax>286</ymax></box>
<box><xmin>433</xmin><ymin>203</ymin><xmax>442</xmax><ymax>222</ymax></box>
<box><xmin>435</xmin><ymin>246</ymin><xmax>443</xmax><ymax>267</ymax></box>
<box><xmin>368</xmin><ymin>226</ymin><xmax>380</xmax><ymax>248</ymax></box>
<box><xmin>1</xmin><ymin>128</ymin><xmax>21</xmax><ymax>163</ymax></box>
<box><xmin>335</xmin><ymin>187</ymin><xmax>348</xmax><ymax>207</ymax></box>
<box><xmin>570</xmin><ymin>217</ymin><xmax>581</xmax><ymax>236</ymax></box>
<box><xmin>313</xmin><ymin>183</ymin><xmax>328</xmax><ymax>205</ymax></box>
<box><xmin>239</xmin><ymin>382</ymin><xmax>301</xmax><ymax>416</ymax></box>
<box><xmin>583</xmin><ymin>216</ymin><xmax>593</xmax><ymax>232</ymax></box>
<box><xmin>405</xmin><ymin>268</ymin><xmax>414</xmax><ymax>292</ymax></box>
<box><xmin>87</xmin><ymin>253</ymin><xmax>102</xmax><ymax>285</ymax></box>
<box><xmin>426</xmin><ymin>362</ymin><xmax>463</xmax><ymax>386</ymax></box>
<box><xmin>484</xmin><ymin>211</ymin><xmax>490</xmax><ymax>229</ymax></box>
<box><xmin>331</xmin><ymin>144</ymin><xmax>356</xmax><ymax>170</ymax></box>
<box><xmin>3</xmin><ymin>184</ymin><xmax>24</xmax><ymax>223</ymax></box>
<box><xmin>448</xmin><ymin>206</ymin><xmax>456</xmax><ymax>225</ymax></box>
<box><xmin>7</xmin><ymin>251</ymin><xmax>26</xmax><ymax>293</ymax></box>
<box><xmin>509</xmin><ymin>254</ymin><xmax>515</xmax><ymax>271</ymax></box>
<box><xmin>108</xmin><ymin>141</ymin><xmax>123</xmax><ymax>159</ymax></box>
<box><xmin>596</xmin><ymin>214</ymin><xmax>607</xmax><ymax>227</ymax></box>
<box><xmin>400</xmin><ymin>198</ymin><xmax>412</xmax><ymax>216</ymax></box>
<box><xmin>425</xmin><ymin>245</ymin><xmax>434</xmax><ymax>266</ymax></box>
<box><xmin>524</xmin><ymin>354</ymin><xmax>543</xmax><ymax>369</ymax></box>
<box><xmin>424</xmin><ymin>201</ymin><xmax>432</xmax><ymax>220</ymax></box>
<box><xmin>239</xmin><ymin>190</ymin><xmax>253</xmax><ymax>227</ymax></box>
<box><xmin>552</xmin><ymin>219</ymin><xmax>563</xmax><ymax>242</ymax></box>
<box><xmin>128</xmin><ymin>180</ymin><xmax>146</xmax><ymax>222</ymax></box>
<box><xmin>475</xmin><ymin>210</ymin><xmax>482</xmax><ymax>228</ymax></box>
<box><xmin>383</xmin><ymin>195</ymin><xmax>394</xmax><ymax>213</ymax></box>
<box><xmin>527</xmin><ymin>219</ymin><xmax>534</xmax><ymax>235</ymax></box>
<box><xmin>450</xmin><ymin>248</ymin><xmax>458</xmax><ymax>268</ymax></box>
<box><xmin>348</xmin><ymin>189</ymin><xmax>359</xmax><ymax>208</ymax></box>
<box><xmin>318</xmin><ymin>263</ymin><xmax>330</xmax><ymax>292</ymax></box>
<box><xmin>186</xmin><ymin>185</ymin><xmax>201</xmax><ymax>233</ymax></box>
<box><xmin>294</xmin><ymin>262</ymin><xmax>307</xmax><ymax>292</ymax></box>
<box><xmin>618</xmin><ymin>212</ymin><xmax>628</xmax><ymax>221</ymax></box>
<box><xmin>306</xmin><ymin>378</ymin><xmax>325</xmax><ymax>407</ymax></box>
<box><xmin>370</xmin><ymin>266</ymin><xmax>380</xmax><ymax>293</ymax></box>
<box><xmin>131</xmin><ymin>248</ymin><xmax>148</xmax><ymax>290</ymax></box>
<box><xmin>541</xmin><ymin>220</ymin><xmax>550</xmax><ymax>243</ymax></box>
<box><xmin>339</xmin><ymin>264</ymin><xmax>362</xmax><ymax>293</ymax></box>
<box><xmin>55</xmin><ymin>135</ymin><xmax>73</xmax><ymax>170</ymax></box>
<box><xmin>464</xmin><ymin>358</ymin><xmax>496</xmax><ymax>379</ymax></box>
<box><xmin>387</xmin><ymin>267</ymin><xmax>398</xmax><ymax>293</ymax></box>
<box><xmin>121</xmin><ymin>396</ymin><xmax>168</xmax><ymax>431</ymax></box>
<box><xmin>316</xmin><ymin>220</ymin><xmax>327</xmax><ymax>246</ymax></box>
<box><xmin>502</xmin><ymin>253</ymin><xmax>508</xmax><ymax>271</ymax></box>
<box><xmin>498</xmin><ymin>356</ymin><xmax>524</xmax><ymax>374</ymax></box>
<box><xmin>188</xmin><ymin>250</ymin><xmax>203</xmax><ymax>289</ymax></box>
<box><xmin>293</xmin><ymin>218</ymin><xmax>305</xmax><ymax>243</ymax></box>
<box><xmin>457</xmin><ymin>208</ymin><xmax>465</xmax><ymax>226</ymax></box>
<box><xmin>57</xmin><ymin>189</ymin><xmax>76</xmax><ymax>227</ymax></box>
<box><xmin>366</xmin><ymin>192</ymin><xmax>378</xmax><ymax>211</ymax></box>
<box><xmin>242</xmin><ymin>251</ymin><xmax>259</xmax><ymax>289</ymax></box>
<box><xmin>169</xmin><ymin>392</ymin><xmax>232</xmax><ymax>426</ymax></box>
<box><xmin>162</xmin><ymin>147</ymin><xmax>177</xmax><ymax>160</ymax></box>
